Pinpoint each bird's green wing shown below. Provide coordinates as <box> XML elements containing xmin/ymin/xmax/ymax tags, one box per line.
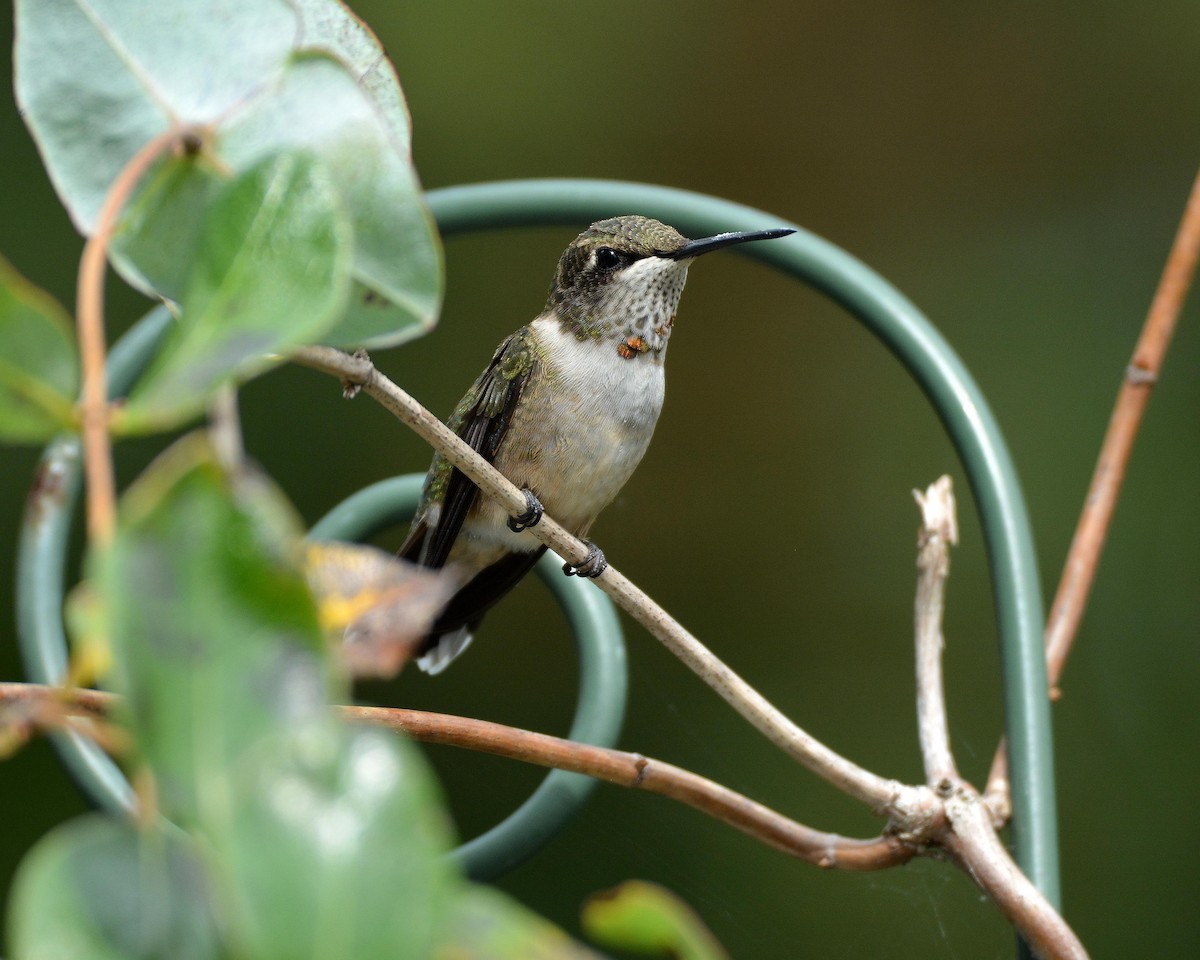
<box><xmin>399</xmin><ymin>326</ymin><xmax>540</xmax><ymax>569</ymax></box>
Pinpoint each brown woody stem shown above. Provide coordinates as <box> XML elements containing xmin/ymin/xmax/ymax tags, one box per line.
<box><xmin>76</xmin><ymin>125</ymin><xmax>205</xmax><ymax>548</ymax></box>
<box><xmin>987</xmin><ymin>166</ymin><xmax>1200</xmax><ymax>805</ymax></box>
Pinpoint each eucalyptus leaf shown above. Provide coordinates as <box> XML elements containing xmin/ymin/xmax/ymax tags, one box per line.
<box><xmin>119</xmin><ymin>152</ymin><xmax>351</xmax><ymax>433</ymax></box>
<box><xmin>294</xmin><ymin>0</ymin><xmax>414</xmax><ymax>152</ymax></box>
<box><xmin>6</xmin><ymin>815</ymin><xmax>222</xmax><ymax>960</ymax></box>
<box><xmin>18</xmin><ymin>0</ymin><xmax>443</xmax><ymax>350</ymax></box>
<box><xmin>109</xmin><ymin>153</ymin><xmax>224</xmax><ymax>303</ymax></box>
<box><xmin>14</xmin><ymin>0</ymin><xmax>297</xmax><ymax>232</ymax></box>
<box><xmin>219</xmin><ymin>51</ymin><xmax>441</xmax><ymax>348</ymax></box>
<box><xmin>441</xmin><ymin>886</ymin><xmax>609</xmax><ymax>959</ymax></box>
<box><xmin>95</xmin><ymin>435</ymin><xmax>333</xmax><ymax>822</ymax></box>
<box><xmin>581</xmin><ymin>881</ymin><xmax>728</xmax><ymax>960</ymax></box>
<box><xmin>214</xmin><ymin>721</ymin><xmax>457</xmax><ymax>960</ymax></box>
<box><xmin>0</xmin><ymin>256</ymin><xmax>79</xmax><ymax>441</ymax></box>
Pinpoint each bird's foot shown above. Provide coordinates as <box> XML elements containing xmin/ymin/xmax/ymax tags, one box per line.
<box><xmin>563</xmin><ymin>540</ymin><xmax>607</xmax><ymax>578</ymax></box>
<box><xmin>507</xmin><ymin>489</ymin><xmax>544</xmax><ymax>533</ymax></box>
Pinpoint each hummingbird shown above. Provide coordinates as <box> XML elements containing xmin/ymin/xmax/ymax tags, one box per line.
<box><xmin>399</xmin><ymin>215</ymin><xmax>794</xmax><ymax>673</ymax></box>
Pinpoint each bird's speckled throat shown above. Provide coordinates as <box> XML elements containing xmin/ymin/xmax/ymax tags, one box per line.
<box><xmin>544</xmin><ymin>216</ymin><xmax>692</xmax><ymax>354</ymax></box>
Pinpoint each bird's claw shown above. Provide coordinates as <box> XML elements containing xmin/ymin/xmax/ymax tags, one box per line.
<box><xmin>563</xmin><ymin>541</ymin><xmax>607</xmax><ymax>578</ymax></box>
<box><xmin>507</xmin><ymin>489</ymin><xmax>544</xmax><ymax>533</ymax></box>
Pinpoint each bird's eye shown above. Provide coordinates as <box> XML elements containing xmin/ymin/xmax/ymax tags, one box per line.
<box><xmin>595</xmin><ymin>247</ymin><xmax>623</xmax><ymax>271</ymax></box>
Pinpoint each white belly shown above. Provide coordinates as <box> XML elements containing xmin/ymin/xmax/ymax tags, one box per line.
<box><xmin>535</xmin><ymin>317</ymin><xmax>665</xmax><ymax>518</ymax></box>
<box><xmin>466</xmin><ymin>317</ymin><xmax>665</xmax><ymax>554</ymax></box>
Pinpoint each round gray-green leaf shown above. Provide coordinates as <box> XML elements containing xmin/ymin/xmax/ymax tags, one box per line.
<box><xmin>95</xmin><ymin>436</ymin><xmax>334</xmax><ymax>823</ymax></box>
<box><xmin>18</xmin><ymin>0</ymin><xmax>443</xmax><ymax>351</ymax></box>
<box><xmin>219</xmin><ymin>51</ymin><xmax>441</xmax><ymax>349</ymax></box>
<box><xmin>119</xmin><ymin>152</ymin><xmax>351</xmax><ymax>433</ymax></box>
<box><xmin>294</xmin><ymin>0</ymin><xmax>414</xmax><ymax>153</ymax></box>
<box><xmin>215</xmin><ymin>721</ymin><xmax>457</xmax><ymax>960</ymax></box>
<box><xmin>6</xmin><ymin>815</ymin><xmax>222</xmax><ymax>960</ymax></box>
<box><xmin>14</xmin><ymin>0</ymin><xmax>297</xmax><ymax>233</ymax></box>
<box><xmin>0</xmin><ymin>255</ymin><xmax>79</xmax><ymax>442</ymax></box>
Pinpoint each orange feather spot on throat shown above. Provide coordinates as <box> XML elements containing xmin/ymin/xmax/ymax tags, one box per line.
<box><xmin>617</xmin><ymin>335</ymin><xmax>648</xmax><ymax>360</ymax></box>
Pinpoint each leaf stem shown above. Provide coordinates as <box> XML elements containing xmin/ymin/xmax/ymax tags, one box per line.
<box><xmin>76</xmin><ymin>125</ymin><xmax>205</xmax><ymax>547</ymax></box>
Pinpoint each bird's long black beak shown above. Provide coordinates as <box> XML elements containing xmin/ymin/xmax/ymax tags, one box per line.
<box><xmin>662</xmin><ymin>227</ymin><xmax>795</xmax><ymax>260</ymax></box>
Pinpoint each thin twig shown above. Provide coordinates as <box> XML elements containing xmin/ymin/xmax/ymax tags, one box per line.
<box><xmin>292</xmin><ymin>346</ymin><xmax>925</xmax><ymax>820</ymax></box>
<box><xmin>986</xmin><ymin>165</ymin><xmax>1200</xmax><ymax>806</ymax></box>
<box><xmin>1043</xmin><ymin>165</ymin><xmax>1200</xmax><ymax>685</ymax></box>
<box><xmin>0</xmin><ymin>682</ymin><xmax>112</xmax><ymax>714</ymax></box>
<box><xmin>0</xmin><ymin>684</ymin><xmax>127</xmax><ymax>757</ymax></box>
<box><xmin>0</xmin><ymin>683</ymin><xmax>910</xmax><ymax>871</ymax></box>
<box><xmin>76</xmin><ymin>124</ymin><xmax>206</xmax><ymax>548</ymax></box>
<box><xmin>208</xmin><ymin>385</ymin><xmax>245</xmax><ymax>474</ymax></box>
<box><xmin>342</xmin><ymin>704</ymin><xmax>914</xmax><ymax>871</ymax></box>
<box><xmin>906</xmin><ymin>481</ymin><xmax>1087</xmax><ymax>959</ymax></box>
<box><xmin>942</xmin><ymin>788</ymin><xmax>1088</xmax><ymax>960</ymax></box>
<box><xmin>913</xmin><ymin>476</ymin><xmax>958</xmax><ymax>788</ymax></box>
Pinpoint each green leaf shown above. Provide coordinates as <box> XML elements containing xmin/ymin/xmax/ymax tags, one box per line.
<box><xmin>294</xmin><ymin>0</ymin><xmax>414</xmax><ymax>154</ymax></box>
<box><xmin>214</xmin><ymin>721</ymin><xmax>457</xmax><ymax>960</ymax></box>
<box><xmin>219</xmin><ymin>51</ymin><xmax>442</xmax><ymax>348</ymax></box>
<box><xmin>14</xmin><ymin>0</ymin><xmax>297</xmax><ymax>232</ymax></box>
<box><xmin>109</xmin><ymin>153</ymin><xmax>225</xmax><ymax>302</ymax></box>
<box><xmin>581</xmin><ymin>881</ymin><xmax>729</xmax><ymax>960</ymax></box>
<box><xmin>441</xmin><ymin>886</ymin><xmax>608</xmax><ymax>959</ymax></box>
<box><xmin>6</xmin><ymin>815</ymin><xmax>222</xmax><ymax>960</ymax></box>
<box><xmin>18</xmin><ymin>0</ymin><xmax>443</xmax><ymax>350</ymax></box>
<box><xmin>0</xmin><ymin>256</ymin><xmax>79</xmax><ymax>441</ymax></box>
<box><xmin>118</xmin><ymin>152</ymin><xmax>351</xmax><ymax>433</ymax></box>
<box><xmin>95</xmin><ymin>434</ymin><xmax>334</xmax><ymax>822</ymax></box>
<box><xmin>87</xmin><ymin>435</ymin><xmax>460</xmax><ymax>959</ymax></box>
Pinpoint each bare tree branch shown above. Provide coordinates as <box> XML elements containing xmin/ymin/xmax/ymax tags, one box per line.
<box><xmin>0</xmin><ymin>683</ymin><xmax>910</xmax><ymax>872</ymax></box>
<box><xmin>76</xmin><ymin>124</ymin><xmax>207</xmax><ymax>548</ymax></box>
<box><xmin>942</xmin><ymin>789</ymin><xmax>1087</xmax><ymax>960</ymax></box>
<box><xmin>908</xmin><ymin>481</ymin><xmax>1088</xmax><ymax>958</ymax></box>
<box><xmin>342</xmin><ymin>704</ymin><xmax>915</xmax><ymax>871</ymax></box>
<box><xmin>292</xmin><ymin>346</ymin><xmax>921</xmax><ymax>818</ymax></box>
<box><xmin>913</xmin><ymin>476</ymin><xmax>959</xmax><ymax>788</ymax></box>
<box><xmin>986</xmin><ymin>165</ymin><xmax>1200</xmax><ymax>807</ymax></box>
<box><xmin>1044</xmin><ymin>165</ymin><xmax>1200</xmax><ymax>681</ymax></box>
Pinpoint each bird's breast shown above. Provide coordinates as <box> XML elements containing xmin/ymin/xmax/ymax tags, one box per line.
<box><xmin>490</xmin><ymin>317</ymin><xmax>665</xmax><ymax>535</ymax></box>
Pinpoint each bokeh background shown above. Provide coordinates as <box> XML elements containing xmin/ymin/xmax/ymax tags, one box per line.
<box><xmin>2</xmin><ymin>2</ymin><xmax>1198</xmax><ymax>956</ymax></box>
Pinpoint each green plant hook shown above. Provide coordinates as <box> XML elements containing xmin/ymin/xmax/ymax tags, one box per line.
<box><xmin>17</xmin><ymin>306</ymin><xmax>628</xmax><ymax>881</ymax></box>
<box><xmin>17</xmin><ymin>306</ymin><xmax>175</xmax><ymax>814</ymax></box>
<box><xmin>425</xmin><ymin>179</ymin><xmax>1059</xmax><ymax>908</ymax></box>
<box><xmin>17</xmin><ymin>179</ymin><xmax>1058</xmax><ymax>913</ymax></box>
<box><xmin>309</xmin><ymin>478</ymin><xmax>627</xmax><ymax>879</ymax></box>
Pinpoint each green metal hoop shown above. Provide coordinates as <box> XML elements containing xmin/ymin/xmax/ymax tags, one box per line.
<box><xmin>17</xmin><ymin>178</ymin><xmax>1058</xmax><ymax>908</ymax></box>
<box><xmin>308</xmin><ymin>478</ymin><xmax>627</xmax><ymax>879</ymax></box>
<box><xmin>17</xmin><ymin>306</ymin><xmax>175</xmax><ymax>815</ymax></box>
<box><xmin>425</xmin><ymin>179</ymin><xmax>1060</xmax><ymax>906</ymax></box>
<box><xmin>17</xmin><ymin>307</ymin><xmax>627</xmax><ymax>881</ymax></box>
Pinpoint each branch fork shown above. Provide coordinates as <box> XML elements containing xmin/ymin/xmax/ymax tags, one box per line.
<box><xmin>293</xmin><ymin>346</ymin><xmax>1086</xmax><ymax>957</ymax></box>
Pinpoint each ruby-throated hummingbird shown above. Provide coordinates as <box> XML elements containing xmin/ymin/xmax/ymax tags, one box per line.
<box><xmin>400</xmin><ymin>215</ymin><xmax>794</xmax><ymax>673</ymax></box>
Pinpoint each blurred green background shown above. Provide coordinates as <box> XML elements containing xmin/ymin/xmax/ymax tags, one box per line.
<box><xmin>2</xmin><ymin>1</ymin><xmax>1198</xmax><ymax>956</ymax></box>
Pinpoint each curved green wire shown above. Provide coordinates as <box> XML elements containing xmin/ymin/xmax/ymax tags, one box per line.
<box><xmin>18</xmin><ymin>312</ymin><xmax>628</xmax><ymax>879</ymax></box>
<box><xmin>425</xmin><ymin>179</ymin><xmax>1059</xmax><ymax>906</ymax></box>
<box><xmin>309</xmin><ymin>478</ymin><xmax>628</xmax><ymax>879</ymax></box>
<box><xmin>15</xmin><ymin>178</ymin><xmax>1059</xmax><ymax>912</ymax></box>
<box><xmin>16</xmin><ymin>305</ymin><xmax>175</xmax><ymax>814</ymax></box>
